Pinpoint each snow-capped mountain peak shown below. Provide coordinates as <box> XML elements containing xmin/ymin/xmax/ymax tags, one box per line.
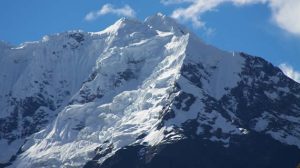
<box><xmin>1</xmin><ymin>14</ymin><xmax>300</xmax><ymax>168</ymax></box>
<box><xmin>144</xmin><ymin>12</ymin><xmax>189</xmax><ymax>35</ymax></box>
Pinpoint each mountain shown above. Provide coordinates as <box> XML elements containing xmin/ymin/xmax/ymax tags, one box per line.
<box><xmin>0</xmin><ymin>13</ymin><xmax>300</xmax><ymax>168</ymax></box>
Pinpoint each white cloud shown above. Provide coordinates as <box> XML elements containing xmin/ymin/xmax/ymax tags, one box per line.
<box><xmin>85</xmin><ymin>4</ymin><xmax>136</xmax><ymax>21</ymax></box>
<box><xmin>279</xmin><ymin>63</ymin><xmax>300</xmax><ymax>83</ymax></box>
<box><xmin>269</xmin><ymin>0</ymin><xmax>300</xmax><ymax>35</ymax></box>
<box><xmin>161</xmin><ymin>0</ymin><xmax>300</xmax><ymax>36</ymax></box>
<box><xmin>161</xmin><ymin>0</ymin><xmax>195</xmax><ymax>5</ymax></box>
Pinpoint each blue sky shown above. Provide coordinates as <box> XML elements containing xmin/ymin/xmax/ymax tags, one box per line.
<box><xmin>0</xmin><ymin>0</ymin><xmax>299</xmax><ymax>82</ymax></box>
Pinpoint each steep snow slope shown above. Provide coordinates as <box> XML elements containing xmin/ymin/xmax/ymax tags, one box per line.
<box><xmin>0</xmin><ymin>13</ymin><xmax>299</xmax><ymax>168</ymax></box>
<box><xmin>0</xmin><ymin>31</ymin><xmax>108</xmax><ymax>164</ymax></box>
<box><xmin>10</xmin><ymin>15</ymin><xmax>195</xmax><ymax>167</ymax></box>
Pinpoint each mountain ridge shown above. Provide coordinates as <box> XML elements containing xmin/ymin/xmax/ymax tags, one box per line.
<box><xmin>0</xmin><ymin>13</ymin><xmax>299</xmax><ymax>168</ymax></box>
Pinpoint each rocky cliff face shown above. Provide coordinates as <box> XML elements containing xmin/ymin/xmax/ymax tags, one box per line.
<box><xmin>0</xmin><ymin>13</ymin><xmax>299</xmax><ymax>168</ymax></box>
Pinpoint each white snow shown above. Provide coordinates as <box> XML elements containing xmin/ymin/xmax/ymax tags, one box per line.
<box><xmin>253</xmin><ymin>112</ymin><xmax>272</xmax><ymax>132</ymax></box>
<box><xmin>279</xmin><ymin>114</ymin><xmax>300</xmax><ymax>123</ymax></box>
<box><xmin>267</xmin><ymin>130</ymin><xmax>300</xmax><ymax>148</ymax></box>
<box><xmin>254</xmin><ymin>111</ymin><xmax>300</xmax><ymax>148</ymax></box>
<box><xmin>10</xmin><ymin>18</ymin><xmax>193</xmax><ymax>167</ymax></box>
<box><xmin>143</xmin><ymin>128</ymin><xmax>166</xmax><ymax>146</ymax></box>
<box><xmin>264</xmin><ymin>91</ymin><xmax>278</xmax><ymax>100</ymax></box>
<box><xmin>254</xmin><ymin>119</ymin><xmax>269</xmax><ymax>132</ymax></box>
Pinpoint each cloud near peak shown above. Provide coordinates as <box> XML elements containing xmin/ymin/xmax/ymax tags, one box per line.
<box><xmin>161</xmin><ymin>0</ymin><xmax>300</xmax><ymax>36</ymax></box>
<box><xmin>85</xmin><ymin>4</ymin><xmax>136</xmax><ymax>21</ymax></box>
<box><xmin>279</xmin><ymin>63</ymin><xmax>300</xmax><ymax>83</ymax></box>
